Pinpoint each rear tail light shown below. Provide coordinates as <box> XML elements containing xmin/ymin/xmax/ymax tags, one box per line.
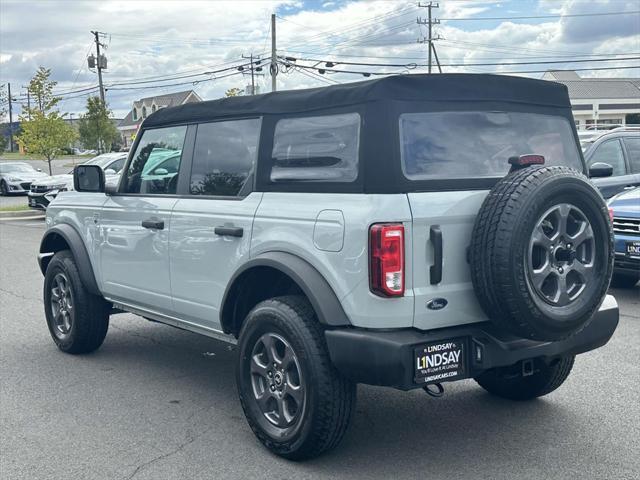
<box><xmin>370</xmin><ymin>223</ymin><xmax>405</xmax><ymax>297</ymax></box>
<box><xmin>508</xmin><ymin>154</ymin><xmax>545</xmax><ymax>167</ymax></box>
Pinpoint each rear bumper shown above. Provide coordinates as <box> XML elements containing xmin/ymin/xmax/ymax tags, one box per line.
<box><xmin>325</xmin><ymin>295</ymin><xmax>619</xmax><ymax>390</ymax></box>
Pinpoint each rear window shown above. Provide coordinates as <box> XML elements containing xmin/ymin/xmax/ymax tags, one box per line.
<box><xmin>271</xmin><ymin>113</ymin><xmax>360</xmax><ymax>182</ymax></box>
<box><xmin>400</xmin><ymin>111</ymin><xmax>582</xmax><ymax>180</ymax></box>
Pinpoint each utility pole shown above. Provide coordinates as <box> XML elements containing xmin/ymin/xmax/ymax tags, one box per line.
<box><xmin>270</xmin><ymin>14</ymin><xmax>277</xmax><ymax>92</ymax></box>
<box><xmin>250</xmin><ymin>53</ymin><xmax>255</xmax><ymax>95</ymax></box>
<box><xmin>91</xmin><ymin>31</ymin><xmax>106</xmax><ymax>103</ymax></box>
<box><xmin>417</xmin><ymin>2</ymin><xmax>442</xmax><ymax>74</ymax></box>
<box><xmin>7</xmin><ymin>83</ymin><xmax>14</xmax><ymax>152</ymax></box>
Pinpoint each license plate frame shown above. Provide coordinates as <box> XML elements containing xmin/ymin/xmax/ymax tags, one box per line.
<box><xmin>414</xmin><ymin>338</ymin><xmax>466</xmax><ymax>385</ymax></box>
<box><xmin>626</xmin><ymin>240</ymin><xmax>640</xmax><ymax>258</ymax></box>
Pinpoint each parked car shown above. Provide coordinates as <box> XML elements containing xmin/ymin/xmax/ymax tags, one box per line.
<box><xmin>0</xmin><ymin>162</ymin><xmax>49</xmax><ymax>195</ymax></box>
<box><xmin>608</xmin><ymin>187</ymin><xmax>640</xmax><ymax>288</ymax></box>
<box><xmin>38</xmin><ymin>74</ymin><xmax>618</xmax><ymax>460</ymax></box>
<box><xmin>28</xmin><ymin>153</ymin><xmax>126</xmax><ymax>209</ymax></box>
<box><xmin>585</xmin><ymin>128</ymin><xmax>640</xmax><ymax>198</ymax></box>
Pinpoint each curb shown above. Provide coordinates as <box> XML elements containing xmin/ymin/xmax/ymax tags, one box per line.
<box><xmin>0</xmin><ymin>209</ymin><xmax>45</xmax><ymax>219</ymax></box>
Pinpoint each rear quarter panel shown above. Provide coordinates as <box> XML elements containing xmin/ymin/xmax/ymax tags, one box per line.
<box><xmin>251</xmin><ymin>192</ymin><xmax>415</xmax><ymax>328</ymax></box>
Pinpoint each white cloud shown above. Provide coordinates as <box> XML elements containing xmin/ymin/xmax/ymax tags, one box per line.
<box><xmin>0</xmin><ymin>0</ymin><xmax>637</xmax><ymax>121</ymax></box>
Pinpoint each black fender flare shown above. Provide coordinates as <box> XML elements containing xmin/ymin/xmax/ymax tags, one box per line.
<box><xmin>39</xmin><ymin>224</ymin><xmax>101</xmax><ymax>296</ymax></box>
<box><xmin>221</xmin><ymin>251</ymin><xmax>351</xmax><ymax>333</ymax></box>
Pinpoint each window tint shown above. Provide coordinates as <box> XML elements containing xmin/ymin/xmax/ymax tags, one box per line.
<box><xmin>400</xmin><ymin>111</ymin><xmax>583</xmax><ymax>179</ymax></box>
<box><xmin>190</xmin><ymin>119</ymin><xmax>260</xmax><ymax>196</ymax></box>
<box><xmin>123</xmin><ymin>125</ymin><xmax>187</xmax><ymax>194</ymax></box>
<box><xmin>588</xmin><ymin>139</ymin><xmax>626</xmax><ymax>176</ymax></box>
<box><xmin>623</xmin><ymin>137</ymin><xmax>640</xmax><ymax>173</ymax></box>
<box><xmin>271</xmin><ymin>113</ymin><xmax>360</xmax><ymax>182</ymax></box>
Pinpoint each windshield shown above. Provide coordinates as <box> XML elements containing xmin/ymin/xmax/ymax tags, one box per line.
<box><xmin>400</xmin><ymin>111</ymin><xmax>583</xmax><ymax>179</ymax></box>
<box><xmin>68</xmin><ymin>154</ymin><xmax>126</xmax><ymax>174</ymax></box>
<box><xmin>0</xmin><ymin>164</ymin><xmax>36</xmax><ymax>173</ymax></box>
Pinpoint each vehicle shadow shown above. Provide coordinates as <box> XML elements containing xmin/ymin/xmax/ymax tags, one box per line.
<box><xmin>92</xmin><ymin>315</ymin><xmax>588</xmax><ymax>479</ymax></box>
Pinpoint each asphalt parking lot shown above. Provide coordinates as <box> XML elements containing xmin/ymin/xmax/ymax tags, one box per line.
<box><xmin>0</xmin><ymin>217</ymin><xmax>638</xmax><ymax>480</ymax></box>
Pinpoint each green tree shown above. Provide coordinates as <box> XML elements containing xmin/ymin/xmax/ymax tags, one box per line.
<box><xmin>25</xmin><ymin>67</ymin><xmax>59</xmax><ymax>114</ymax></box>
<box><xmin>16</xmin><ymin>68</ymin><xmax>76</xmax><ymax>174</ymax></box>
<box><xmin>78</xmin><ymin>96</ymin><xmax>119</xmax><ymax>153</ymax></box>
<box><xmin>224</xmin><ymin>87</ymin><xmax>243</xmax><ymax>97</ymax></box>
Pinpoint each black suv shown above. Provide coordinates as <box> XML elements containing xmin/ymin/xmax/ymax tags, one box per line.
<box><xmin>585</xmin><ymin>128</ymin><xmax>640</xmax><ymax>198</ymax></box>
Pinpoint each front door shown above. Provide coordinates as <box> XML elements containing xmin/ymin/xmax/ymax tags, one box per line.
<box><xmin>169</xmin><ymin>118</ymin><xmax>262</xmax><ymax>329</ymax></box>
<box><xmin>99</xmin><ymin>124</ymin><xmax>188</xmax><ymax>313</ymax></box>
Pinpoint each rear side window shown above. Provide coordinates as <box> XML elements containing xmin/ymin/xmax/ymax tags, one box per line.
<box><xmin>189</xmin><ymin>119</ymin><xmax>260</xmax><ymax>197</ymax></box>
<box><xmin>271</xmin><ymin>113</ymin><xmax>360</xmax><ymax>182</ymax></box>
<box><xmin>623</xmin><ymin>137</ymin><xmax>640</xmax><ymax>173</ymax></box>
<box><xmin>123</xmin><ymin>125</ymin><xmax>187</xmax><ymax>194</ymax></box>
<box><xmin>588</xmin><ymin>139</ymin><xmax>626</xmax><ymax>176</ymax></box>
<box><xmin>400</xmin><ymin>111</ymin><xmax>582</xmax><ymax>179</ymax></box>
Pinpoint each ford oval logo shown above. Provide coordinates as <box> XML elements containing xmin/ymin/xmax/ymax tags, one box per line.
<box><xmin>427</xmin><ymin>298</ymin><xmax>448</xmax><ymax>310</ymax></box>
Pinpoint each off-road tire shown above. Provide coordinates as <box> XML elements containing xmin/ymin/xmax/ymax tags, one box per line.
<box><xmin>44</xmin><ymin>250</ymin><xmax>110</xmax><ymax>353</ymax></box>
<box><xmin>236</xmin><ymin>295</ymin><xmax>356</xmax><ymax>460</ymax></box>
<box><xmin>470</xmin><ymin>166</ymin><xmax>614</xmax><ymax>341</ymax></box>
<box><xmin>475</xmin><ymin>356</ymin><xmax>575</xmax><ymax>401</ymax></box>
<box><xmin>610</xmin><ymin>273</ymin><xmax>639</xmax><ymax>288</ymax></box>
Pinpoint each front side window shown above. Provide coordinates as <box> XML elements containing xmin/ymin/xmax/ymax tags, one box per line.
<box><xmin>623</xmin><ymin>137</ymin><xmax>640</xmax><ymax>173</ymax></box>
<box><xmin>123</xmin><ymin>125</ymin><xmax>187</xmax><ymax>194</ymax></box>
<box><xmin>588</xmin><ymin>139</ymin><xmax>626</xmax><ymax>176</ymax></box>
<box><xmin>190</xmin><ymin>119</ymin><xmax>261</xmax><ymax>196</ymax></box>
<box><xmin>271</xmin><ymin>113</ymin><xmax>360</xmax><ymax>182</ymax></box>
<box><xmin>400</xmin><ymin>111</ymin><xmax>583</xmax><ymax>180</ymax></box>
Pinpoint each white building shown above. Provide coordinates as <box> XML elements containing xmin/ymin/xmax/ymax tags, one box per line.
<box><xmin>543</xmin><ymin>70</ymin><xmax>640</xmax><ymax>130</ymax></box>
<box><xmin>117</xmin><ymin>90</ymin><xmax>202</xmax><ymax>148</ymax></box>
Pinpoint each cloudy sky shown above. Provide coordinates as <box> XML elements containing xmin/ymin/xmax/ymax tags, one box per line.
<box><xmin>1</xmin><ymin>0</ymin><xmax>639</xmax><ymax>120</ymax></box>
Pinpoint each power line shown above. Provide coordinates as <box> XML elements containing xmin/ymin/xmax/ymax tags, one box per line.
<box><xmin>281</xmin><ymin>55</ymin><xmax>640</xmax><ymax>68</ymax></box>
<box><xmin>105</xmin><ymin>70</ymin><xmax>245</xmax><ymax>92</ymax></box>
<box><xmin>440</xmin><ymin>10</ymin><xmax>640</xmax><ymax>21</ymax></box>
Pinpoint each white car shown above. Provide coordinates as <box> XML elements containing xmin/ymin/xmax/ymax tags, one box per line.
<box><xmin>28</xmin><ymin>153</ymin><xmax>126</xmax><ymax>209</ymax></box>
<box><xmin>0</xmin><ymin>162</ymin><xmax>49</xmax><ymax>195</ymax></box>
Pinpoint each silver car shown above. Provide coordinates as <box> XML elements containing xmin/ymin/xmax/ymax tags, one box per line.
<box><xmin>0</xmin><ymin>162</ymin><xmax>49</xmax><ymax>195</ymax></box>
<box><xmin>28</xmin><ymin>153</ymin><xmax>127</xmax><ymax>209</ymax></box>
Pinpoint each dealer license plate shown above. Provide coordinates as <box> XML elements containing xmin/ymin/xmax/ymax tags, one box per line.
<box><xmin>626</xmin><ymin>241</ymin><xmax>640</xmax><ymax>258</ymax></box>
<box><xmin>414</xmin><ymin>338</ymin><xmax>466</xmax><ymax>384</ymax></box>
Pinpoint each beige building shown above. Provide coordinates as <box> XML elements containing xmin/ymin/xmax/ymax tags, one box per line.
<box><xmin>543</xmin><ymin>70</ymin><xmax>640</xmax><ymax>130</ymax></box>
<box><xmin>117</xmin><ymin>90</ymin><xmax>202</xmax><ymax>148</ymax></box>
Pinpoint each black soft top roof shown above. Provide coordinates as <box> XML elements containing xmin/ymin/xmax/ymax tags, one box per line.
<box><xmin>143</xmin><ymin>73</ymin><xmax>571</xmax><ymax>127</ymax></box>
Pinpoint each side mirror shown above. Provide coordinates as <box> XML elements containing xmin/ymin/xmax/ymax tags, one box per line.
<box><xmin>154</xmin><ymin>168</ymin><xmax>169</xmax><ymax>176</ymax></box>
<box><xmin>104</xmin><ymin>168</ymin><xmax>117</xmax><ymax>175</ymax></box>
<box><xmin>74</xmin><ymin>165</ymin><xmax>105</xmax><ymax>192</ymax></box>
<box><xmin>36</xmin><ymin>168</ymin><xmax>43</xmax><ymax>172</ymax></box>
<box><xmin>589</xmin><ymin>162</ymin><xmax>613</xmax><ymax>178</ymax></box>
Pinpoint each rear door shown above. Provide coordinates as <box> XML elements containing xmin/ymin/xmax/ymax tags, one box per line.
<box><xmin>99</xmin><ymin>125</ymin><xmax>188</xmax><ymax>313</ymax></box>
<box><xmin>400</xmin><ymin>110</ymin><xmax>584</xmax><ymax>330</ymax></box>
<box><xmin>169</xmin><ymin>118</ymin><xmax>262</xmax><ymax>330</ymax></box>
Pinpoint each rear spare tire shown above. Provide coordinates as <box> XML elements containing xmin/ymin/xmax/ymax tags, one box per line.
<box><xmin>470</xmin><ymin>165</ymin><xmax>613</xmax><ymax>341</ymax></box>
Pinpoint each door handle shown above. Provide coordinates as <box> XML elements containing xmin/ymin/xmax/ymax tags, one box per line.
<box><xmin>214</xmin><ymin>226</ymin><xmax>243</xmax><ymax>237</ymax></box>
<box><xmin>623</xmin><ymin>185</ymin><xmax>636</xmax><ymax>190</ymax></box>
<box><xmin>429</xmin><ymin>225</ymin><xmax>443</xmax><ymax>285</ymax></box>
<box><xmin>141</xmin><ymin>218</ymin><xmax>164</xmax><ymax>230</ymax></box>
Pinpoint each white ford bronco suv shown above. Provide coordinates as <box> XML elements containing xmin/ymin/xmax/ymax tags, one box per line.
<box><xmin>39</xmin><ymin>74</ymin><xmax>619</xmax><ymax>460</ymax></box>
